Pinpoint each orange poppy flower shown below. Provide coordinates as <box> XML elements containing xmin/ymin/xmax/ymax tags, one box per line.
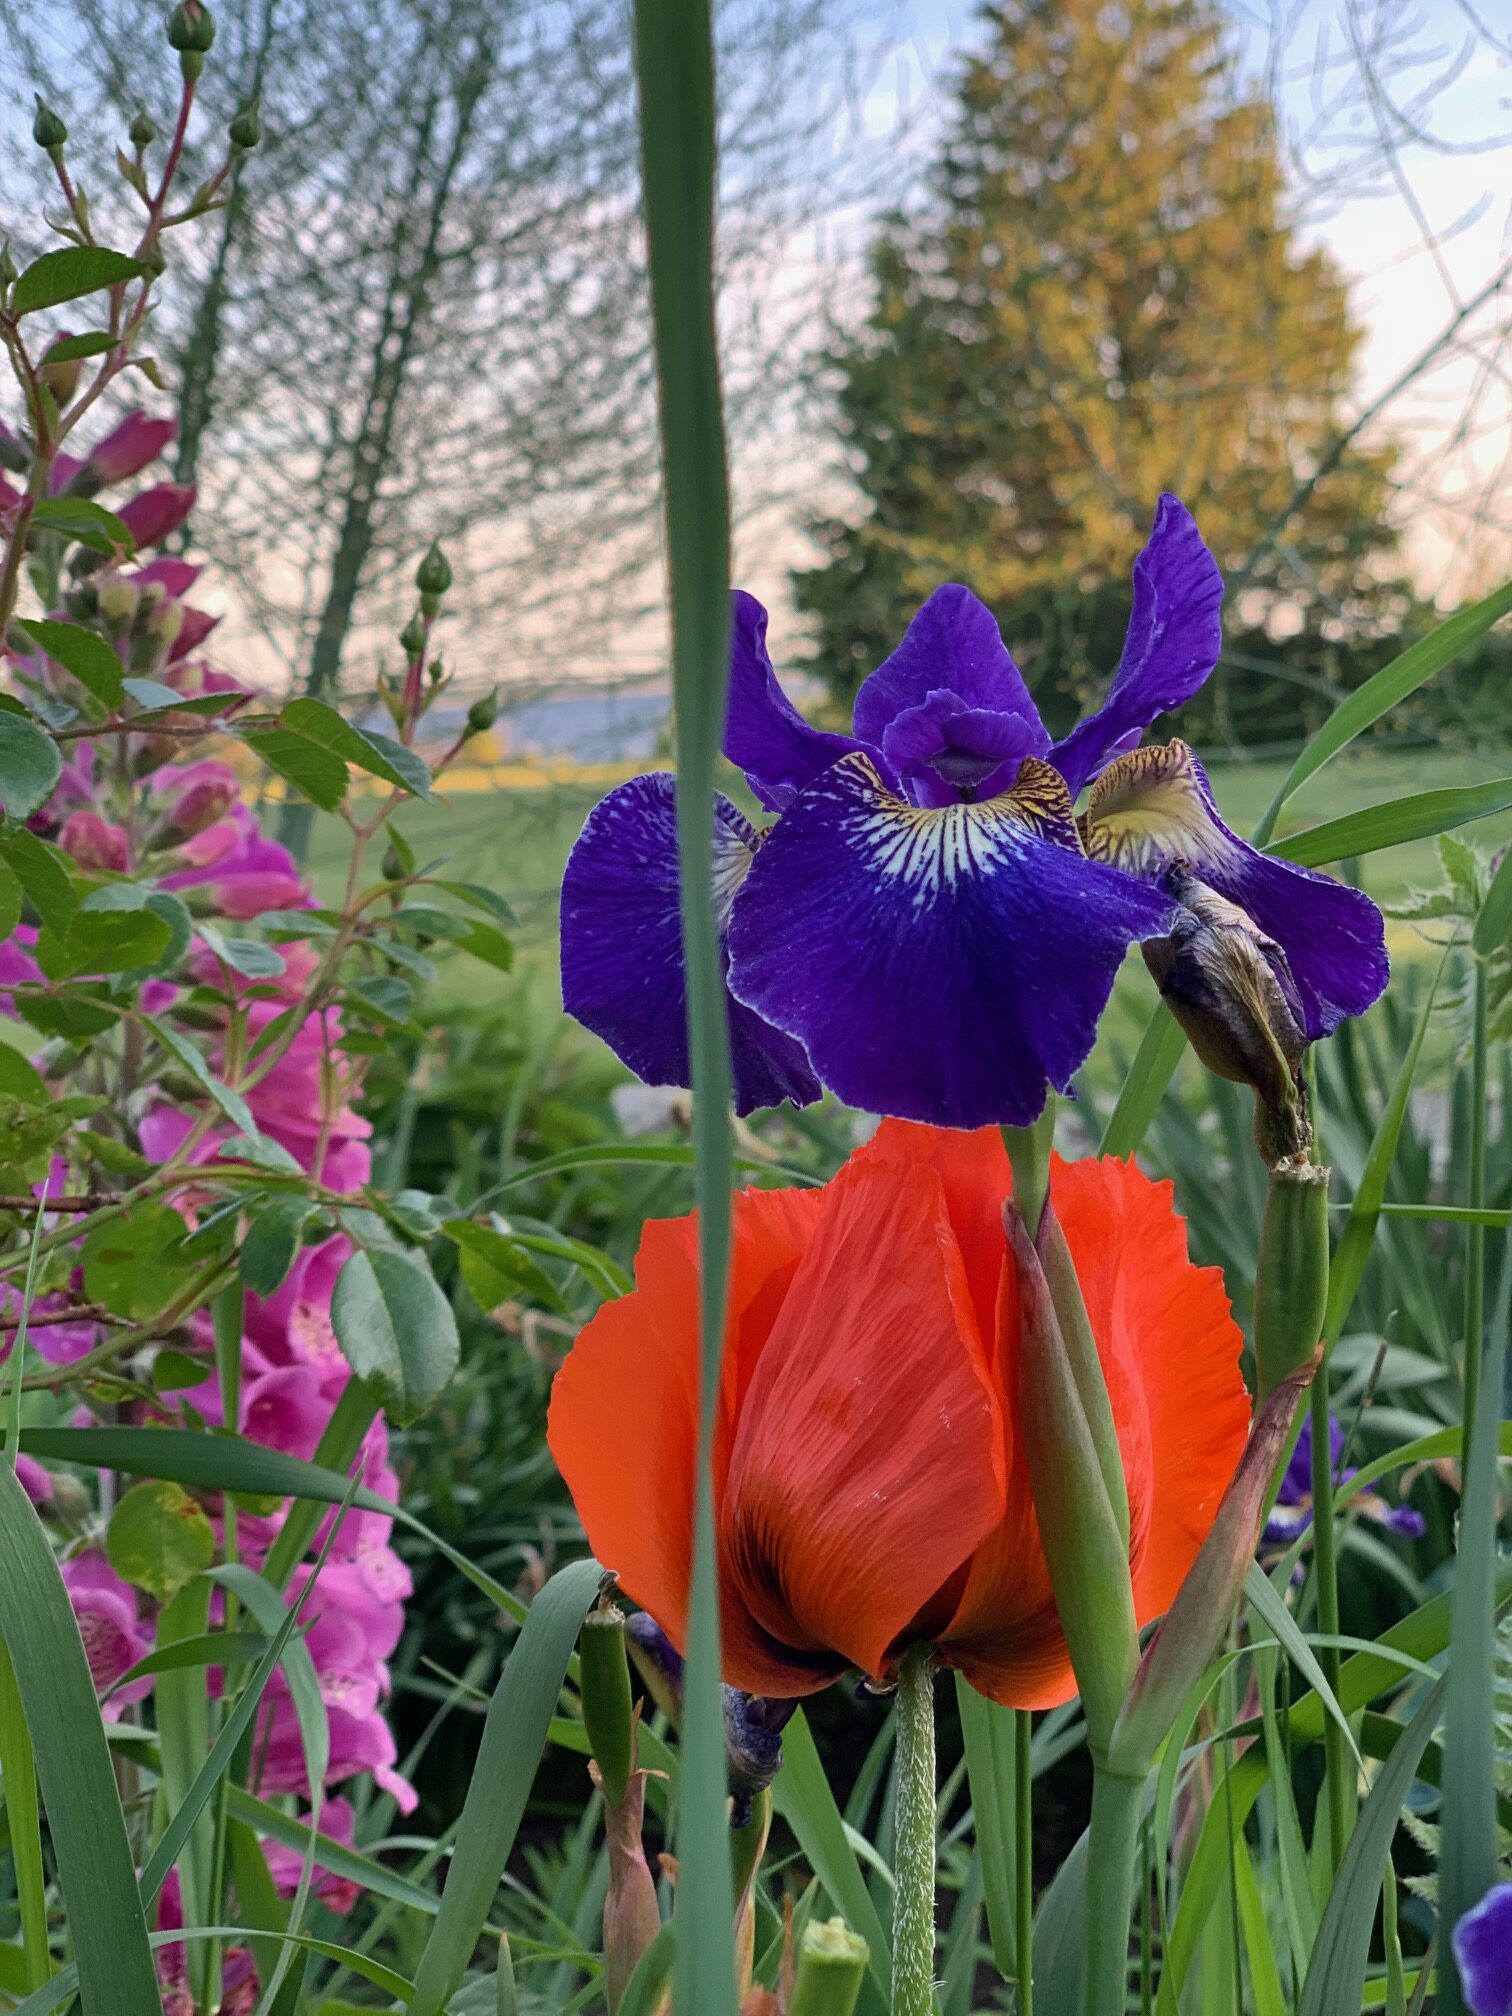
<box><xmin>548</xmin><ymin>1120</ymin><xmax>1249</xmax><ymax>1706</ymax></box>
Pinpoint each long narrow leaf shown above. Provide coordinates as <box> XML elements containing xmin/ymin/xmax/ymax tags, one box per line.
<box><xmin>1275</xmin><ymin>777</ymin><xmax>1512</xmax><ymax>868</ymax></box>
<box><xmin>0</xmin><ymin>1465</ymin><xmax>160</xmax><ymax>2012</ymax></box>
<box><xmin>955</xmin><ymin>1675</ymin><xmax>1017</xmax><ymax>1979</ymax></box>
<box><xmin>405</xmin><ymin>1557</ymin><xmax>604</xmax><ymax>2015</ymax></box>
<box><xmin>771</xmin><ymin>1709</ymin><xmax>891</xmax><ymax>2010</ymax></box>
<box><xmin>1099</xmin><ymin>1005</ymin><xmax>1186</xmax><ymax>1158</ymax></box>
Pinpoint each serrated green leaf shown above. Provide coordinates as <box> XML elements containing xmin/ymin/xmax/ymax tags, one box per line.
<box><xmin>238</xmin><ymin>723</ymin><xmax>348</xmax><ymax>811</ymax></box>
<box><xmin>280</xmin><ymin>698</ymin><xmax>433</xmax><ymax>800</ymax></box>
<box><xmin>240</xmin><ymin>1196</ymin><xmax>315</xmax><ymax>1298</ymax></box>
<box><xmin>0</xmin><ymin>859</ymin><xmax>20</xmax><ymax>943</ymax></box>
<box><xmin>105</xmin><ymin>1479</ymin><xmax>215</xmax><ymax>1600</ymax></box>
<box><xmin>147</xmin><ymin>1017</ymin><xmax>261</xmax><ymax>1137</ymax></box>
<box><xmin>1473</xmin><ymin>841</ymin><xmax>1512</xmax><ymax>958</ymax></box>
<box><xmin>82</xmin><ymin>1204</ymin><xmax>197</xmax><ymax>1318</ymax></box>
<box><xmin>0</xmin><ymin>828</ymin><xmax>75</xmax><ymax>934</ymax></box>
<box><xmin>197</xmin><ymin>922</ymin><xmax>285</xmax><ymax>979</ymax></box>
<box><xmin>11</xmin><ymin>245</ymin><xmax>151</xmax><ymax>314</ymax></box>
<box><xmin>37</xmin><ymin>890</ymin><xmax>171</xmax><ymax>980</ymax></box>
<box><xmin>434</xmin><ymin>879</ymin><xmax>517</xmax><ymax>926</ymax></box>
<box><xmin>330</xmin><ymin>1248</ymin><xmax>459</xmax><ymax>1425</ymax></box>
<box><xmin>442</xmin><ymin>1218</ymin><xmax>566</xmax><ymax>1314</ymax></box>
<box><xmin>344</xmin><ymin>974</ymin><xmax>415</xmax><ymax>1027</ymax></box>
<box><xmin>25</xmin><ymin>499</ymin><xmax>136</xmax><ymax>558</ymax></box>
<box><xmin>38</xmin><ymin>330</ymin><xmax>115</xmax><ymax>363</ymax></box>
<box><xmin>17</xmin><ymin>618</ymin><xmax>127</xmax><ymax>708</ymax></box>
<box><xmin>0</xmin><ymin>717</ymin><xmax>62</xmax><ymax>823</ymax></box>
<box><xmin>0</xmin><ymin>1046</ymin><xmax>47</xmax><ymax>1104</ymax></box>
<box><xmin>456</xmin><ymin>921</ymin><xmax>514</xmax><ymax>973</ymax></box>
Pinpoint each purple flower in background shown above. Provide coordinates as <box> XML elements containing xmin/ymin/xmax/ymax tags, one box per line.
<box><xmin>1455</xmin><ymin>1884</ymin><xmax>1512</xmax><ymax>2016</ymax></box>
<box><xmin>59</xmin><ymin>1550</ymin><xmax>155</xmax><ymax>1717</ymax></box>
<box><xmin>1263</xmin><ymin>1413</ymin><xmax>1426</xmax><ymax>1545</ymax></box>
<box><xmin>561</xmin><ymin>496</ymin><xmax>1388</xmax><ymax>1126</ymax></box>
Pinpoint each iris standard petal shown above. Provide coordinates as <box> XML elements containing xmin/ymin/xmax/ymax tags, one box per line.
<box><xmin>852</xmin><ymin>584</ymin><xmax>1047</xmax><ymax>750</ymax></box>
<box><xmin>726</xmin><ymin>752</ymin><xmax>1175</xmax><ymax>1128</ymax></box>
<box><xmin>1052</xmin><ymin>495</ymin><xmax>1223</xmax><ymax>797</ymax></box>
<box><xmin>560</xmin><ymin>772</ymin><xmax>822</xmax><ymax>1116</ymax></box>
<box><xmin>1082</xmin><ymin>740</ymin><xmax>1389</xmax><ymax>1039</ymax></box>
<box><xmin>880</xmin><ymin>692</ymin><xmax>1051</xmax><ymax>808</ymax></box>
<box><xmin>725</xmin><ymin>591</ymin><xmax>865</xmax><ymax>811</ymax></box>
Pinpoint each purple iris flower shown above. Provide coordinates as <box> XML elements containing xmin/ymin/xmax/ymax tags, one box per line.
<box><xmin>1455</xmin><ymin>1883</ymin><xmax>1512</xmax><ymax>2016</ymax></box>
<box><xmin>561</xmin><ymin>496</ymin><xmax>1388</xmax><ymax>1125</ymax></box>
<box><xmin>1263</xmin><ymin>1412</ymin><xmax>1426</xmax><ymax>1545</ymax></box>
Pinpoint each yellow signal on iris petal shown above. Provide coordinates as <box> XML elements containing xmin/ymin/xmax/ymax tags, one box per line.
<box><xmin>1082</xmin><ymin>739</ymin><xmax>1221</xmax><ymax>876</ymax></box>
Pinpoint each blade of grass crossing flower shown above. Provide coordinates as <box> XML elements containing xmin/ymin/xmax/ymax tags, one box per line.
<box><xmin>633</xmin><ymin>0</ymin><xmax>740</xmax><ymax>2008</ymax></box>
<box><xmin>0</xmin><ymin>1462</ymin><xmax>160</xmax><ymax>2012</ymax></box>
<box><xmin>1436</xmin><ymin>1237</ymin><xmax>1510</xmax><ymax>2016</ymax></box>
<box><xmin>955</xmin><ymin>1676</ymin><xmax>1017</xmax><ymax>1980</ymax></box>
<box><xmin>1099</xmin><ymin>1005</ymin><xmax>1187</xmax><ymax>1157</ymax></box>
<box><xmin>156</xmin><ymin>1579</ymin><xmax>215</xmax><ymax>1994</ymax></box>
<box><xmin>1274</xmin><ymin>777</ymin><xmax>1512</xmax><ymax>868</ymax></box>
<box><xmin>1252</xmin><ymin>578</ymin><xmax>1512</xmax><ymax>845</ymax></box>
<box><xmin>405</xmin><ymin>1556</ymin><xmax>604</xmax><ymax>2016</ymax></box>
<box><xmin>10</xmin><ymin>1927</ymin><xmax>415</xmax><ymax>2016</ymax></box>
<box><xmin>0</xmin><ymin>1644</ymin><xmax>48</xmax><ymax>1990</ymax></box>
<box><xmin>1297</xmin><ymin>1676</ymin><xmax>1446</xmax><ymax>2016</ymax></box>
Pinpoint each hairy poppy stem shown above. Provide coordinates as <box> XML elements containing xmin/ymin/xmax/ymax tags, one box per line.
<box><xmin>1082</xmin><ymin>1767</ymin><xmax>1142</xmax><ymax>2016</ymax></box>
<box><xmin>891</xmin><ymin>1644</ymin><xmax>938</xmax><ymax>2016</ymax></box>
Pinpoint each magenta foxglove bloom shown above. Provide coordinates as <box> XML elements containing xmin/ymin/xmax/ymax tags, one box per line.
<box><xmin>1455</xmin><ymin>1884</ymin><xmax>1512</xmax><ymax>2016</ymax></box>
<box><xmin>561</xmin><ymin>496</ymin><xmax>1388</xmax><ymax>1126</ymax></box>
<box><xmin>59</xmin><ymin>1550</ymin><xmax>155</xmax><ymax>1716</ymax></box>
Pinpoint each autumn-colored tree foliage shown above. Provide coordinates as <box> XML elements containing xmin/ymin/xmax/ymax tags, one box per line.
<box><xmin>795</xmin><ymin>0</ymin><xmax>1402</xmax><ymax>741</ymax></box>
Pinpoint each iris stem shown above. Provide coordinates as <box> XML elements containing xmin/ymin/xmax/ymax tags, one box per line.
<box><xmin>1015</xmin><ymin>1708</ymin><xmax>1034</xmax><ymax>2016</ymax></box>
<box><xmin>1002</xmin><ymin>1105</ymin><xmax>1055</xmax><ymax>1240</ymax></box>
<box><xmin>1309</xmin><ymin>1372</ymin><xmax>1351</xmax><ymax>1868</ymax></box>
<box><xmin>1462</xmin><ymin>956</ymin><xmax>1488</xmax><ymax>1432</ymax></box>
<box><xmin>892</xmin><ymin>1644</ymin><xmax>938</xmax><ymax>2016</ymax></box>
<box><xmin>1081</xmin><ymin>1765</ymin><xmax>1142</xmax><ymax>2016</ymax></box>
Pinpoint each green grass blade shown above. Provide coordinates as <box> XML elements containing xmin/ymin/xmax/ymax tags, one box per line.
<box><xmin>1297</xmin><ymin>1677</ymin><xmax>1445</xmax><ymax>2016</ymax></box>
<box><xmin>771</xmin><ymin>1709</ymin><xmax>892</xmax><ymax>2009</ymax></box>
<box><xmin>1099</xmin><ymin>1005</ymin><xmax>1186</xmax><ymax>1158</ymax></box>
<box><xmin>0</xmin><ymin>1463</ymin><xmax>160</xmax><ymax>2012</ymax></box>
<box><xmin>1253</xmin><ymin>578</ymin><xmax>1512</xmax><ymax>844</ymax></box>
<box><xmin>1436</xmin><ymin>1241</ymin><xmax>1510</xmax><ymax>2015</ymax></box>
<box><xmin>0</xmin><ymin>1643</ymin><xmax>49</xmax><ymax>1990</ymax></box>
<box><xmin>1275</xmin><ymin>777</ymin><xmax>1512</xmax><ymax>868</ymax></box>
<box><xmin>632</xmin><ymin>0</ymin><xmax>740</xmax><ymax>2007</ymax></box>
<box><xmin>1472</xmin><ymin>840</ymin><xmax>1512</xmax><ymax>958</ymax></box>
<box><xmin>1233</xmin><ymin>1834</ymin><xmax>1286</xmax><ymax>2016</ymax></box>
<box><xmin>405</xmin><ymin>1556</ymin><xmax>604</xmax><ymax>2015</ymax></box>
<box><xmin>224</xmin><ymin>1786</ymin><xmax>437</xmax><ymax>1916</ymax></box>
<box><xmin>955</xmin><ymin>1675</ymin><xmax>1017</xmax><ymax>1979</ymax></box>
<box><xmin>1244</xmin><ymin>1566</ymin><xmax>1360</xmax><ymax>1765</ymax></box>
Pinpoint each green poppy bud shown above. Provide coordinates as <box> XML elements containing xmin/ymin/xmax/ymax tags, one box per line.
<box><xmin>415</xmin><ymin>540</ymin><xmax>452</xmax><ymax>597</ymax></box>
<box><xmin>32</xmin><ymin>96</ymin><xmax>68</xmax><ymax>154</ymax></box>
<box><xmin>130</xmin><ymin>107</ymin><xmax>158</xmax><ymax>149</ymax></box>
<box><xmin>579</xmin><ymin>1604</ymin><xmax>635</xmax><ymax>1810</ymax></box>
<box><xmin>1142</xmin><ymin>866</ymin><xmax>1310</xmax><ymax>1168</ymax></box>
<box><xmin>228</xmin><ymin>99</ymin><xmax>262</xmax><ymax>150</ymax></box>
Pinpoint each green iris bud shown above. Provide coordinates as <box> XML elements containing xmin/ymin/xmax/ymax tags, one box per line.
<box><xmin>1253</xmin><ymin>1160</ymin><xmax>1330</xmax><ymax>1406</ymax></box>
<box><xmin>578</xmin><ymin>1604</ymin><xmax>634</xmax><ymax>1810</ymax></box>
<box><xmin>130</xmin><ymin>107</ymin><xmax>158</xmax><ymax>149</ymax></box>
<box><xmin>32</xmin><ymin>96</ymin><xmax>68</xmax><ymax>154</ymax></box>
<box><xmin>228</xmin><ymin>99</ymin><xmax>262</xmax><ymax>150</ymax></box>
<box><xmin>1143</xmin><ymin>866</ymin><xmax>1310</xmax><ymax>1169</ymax></box>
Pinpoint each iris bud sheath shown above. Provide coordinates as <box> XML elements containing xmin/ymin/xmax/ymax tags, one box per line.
<box><xmin>1007</xmin><ymin>1206</ymin><xmax>1138</xmax><ymax>1754</ymax></box>
<box><xmin>788</xmin><ymin>1919</ymin><xmax>870</xmax><ymax>2016</ymax></box>
<box><xmin>1253</xmin><ymin>1161</ymin><xmax>1330</xmax><ymax>1408</ymax></box>
<box><xmin>580</xmin><ymin>1605</ymin><xmax>635</xmax><ymax>1810</ymax></box>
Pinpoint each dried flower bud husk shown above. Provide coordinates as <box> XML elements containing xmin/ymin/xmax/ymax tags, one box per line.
<box><xmin>1143</xmin><ymin>866</ymin><xmax>1310</xmax><ymax>1167</ymax></box>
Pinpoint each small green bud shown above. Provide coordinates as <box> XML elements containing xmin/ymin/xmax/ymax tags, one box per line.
<box><xmin>579</xmin><ymin>1604</ymin><xmax>634</xmax><ymax>1810</ymax></box>
<box><xmin>39</xmin><ymin>333</ymin><xmax>82</xmax><ymax>405</ymax></box>
<box><xmin>98</xmin><ymin>575</ymin><xmax>141</xmax><ymax>638</ymax></box>
<box><xmin>466</xmin><ymin>688</ymin><xmax>500</xmax><ymax>735</ymax></box>
<box><xmin>398</xmin><ymin>613</ymin><xmax>426</xmax><ymax>659</ymax></box>
<box><xmin>426</xmin><ymin>653</ymin><xmax>444</xmax><ymax>685</ymax></box>
<box><xmin>32</xmin><ymin>95</ymin><xmax>68</xmax><ymax>154</ymax></box>
<box><xmin>0</xmin><ymin>242</ymin><xmax>18</xmax><ymax>293</ymax></box>
<box><xmin>130</xmin><ymin>106</ymin><xmax>158</xmax><ymax>149</ymax></box>
<box><xmin>228</xmin><ymin>99</ymin><xmax>262</xmax><ymax>150</ymax></box>
<box><xmin>1253</xmin><ymin>1161</ymin><xmax>1330</xmax><ymax>1407</ymax></box>
<box><xmin>415</xmin><ymin>540</ymin><xmax>451</xmax><ymax>597</ymax></box>
<box><xmin>63</xmin><ymin>580</ymin><xmax>100</xmax><ymax>621</ymax></box>
<box><xmin>140</xmin><ymin>242</ymin><xmax>167</xmax><ymax>278</ymax></box>
<box><xmin>167</xmin><ymin>0</ymin><xmax>215</xmax><ymax>51</ymax></box>
<box><xmin>495</xmin><ymin>1936</ymin><xmax>517</xmax><ymax>2016</ymax></box>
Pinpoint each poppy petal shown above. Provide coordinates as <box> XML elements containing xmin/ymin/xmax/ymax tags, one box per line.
<box><xmin>857</xmin><ymin>1120</ymin><xmax>1011</xmax><ymax>1347</ymax></box>
<box><xmin>1083</xmin><ymin>740</ymin><xmax>1388</xmax><ymax>1039</ymax></box>
<box><xmin>1052</xmin><ymin>495</ymin><xmax>1223</xmax><ymax>797</ymax></box>
<box><xmin>560</xmin><ymin>772</ymin><xmax>823</xmax><ymax>1117</ymax></box>
<box><xmin>852</xmin><ymin>585</ymin><xmax>1047</xmax><ymax>750</ymax></box>
<box><xmin>720</xmin><ymin>1156</ymin><xmax>1005</xmax><ymax>1691</ymax></box>
<box><xmin>726</xmin><ymin>753</ymin><xmax>1175</xmax><ymax>1128</ymax></box>
<box><xmin>725</xmin><ymin>592</ymin><xmax>865</xmax><ymax>812</ymax></box>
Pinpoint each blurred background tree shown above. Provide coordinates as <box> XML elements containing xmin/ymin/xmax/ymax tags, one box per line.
<box><xmin>794</xmin><ymin>0</ymin><xmax>1417</xmax><ymax>745</ymax></box>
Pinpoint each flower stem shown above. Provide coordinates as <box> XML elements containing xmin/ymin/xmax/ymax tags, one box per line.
<box><xmin>1015</xmin><ymin>1708</ymin><xmax>1034</xmax><ymax>2016</ymax></box>
<box><xmin>892</xmin><ymin>1644</ymin><xmax>938</xmax><ymax>2016</ymax></box>
<box><xmin>1309</xmin><ymin>1372</ymin><xmax>1351</xmax><ymax>1867</ymax></box>
<box><xmin>1462</xmin><ymin>956</ymin><xmax>1488</xmax><ymax>1431</ymax></box>
<box><xmin>1081</xmin><ymin>1766</ymin><xmax>1141</xmax><ymax>2016</ymax></box>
